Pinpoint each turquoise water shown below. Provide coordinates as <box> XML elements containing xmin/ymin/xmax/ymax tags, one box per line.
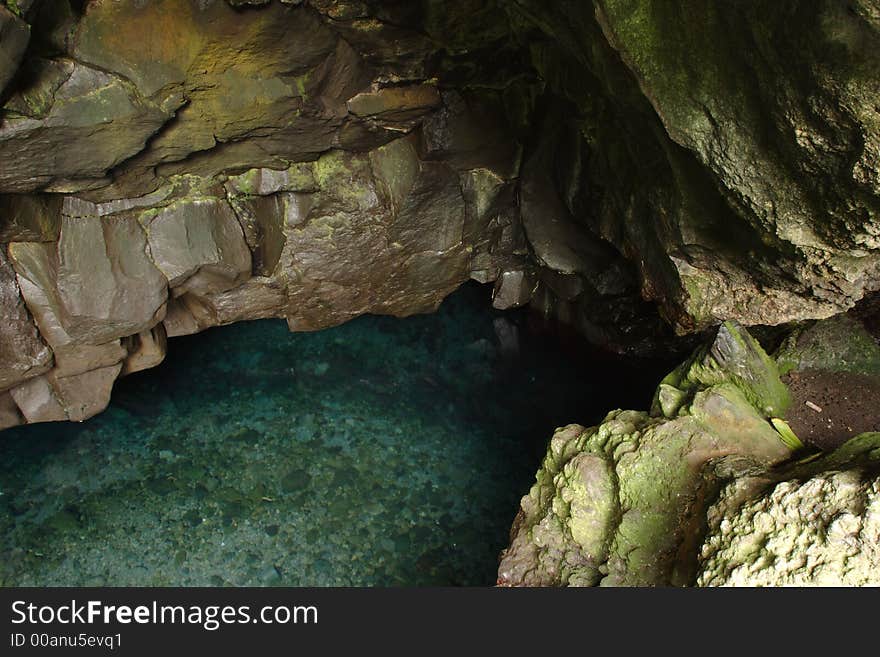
<box><xmin>0</xmin><ymin>283</ymin><xmax>668</xmax><ymax>586</ymax></box>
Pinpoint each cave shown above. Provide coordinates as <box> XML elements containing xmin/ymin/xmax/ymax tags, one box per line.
<box><xmin>1</xmin><ymin>0</ymin><xmax>879</xmax><ymax>588</ymax></box>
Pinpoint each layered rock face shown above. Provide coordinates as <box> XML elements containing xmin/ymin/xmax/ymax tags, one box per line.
<box><xmin>1</xmin><ymin>1</ymin><xmax>879</xmax><ymax>432</ymax></box>
<box><xmin>589</xmin><ymin>0</ymin><xmax>880</xmax><ymax>329</ymax></box>
<box><xmin>0</xmin><ymin>0</ymin><xmax>532</xmax><ymax>427</ymax></box>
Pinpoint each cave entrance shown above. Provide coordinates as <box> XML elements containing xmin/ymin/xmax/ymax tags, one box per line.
<box><xmin>0</xmin><ymin>282</ymin><xmax>674</xmax><ymax>586</ymax></box>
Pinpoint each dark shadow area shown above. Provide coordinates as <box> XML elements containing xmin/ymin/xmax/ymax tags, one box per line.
<box><xmin>0</xmin><ymin>282</ymin><xmax>678</xmax><ymax>586</ymax></box>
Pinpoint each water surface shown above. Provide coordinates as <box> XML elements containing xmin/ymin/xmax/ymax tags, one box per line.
<box><xmin>0</xmin><ymin>283</ymin><xmax>667</xmax><ymax>586</ymax></box>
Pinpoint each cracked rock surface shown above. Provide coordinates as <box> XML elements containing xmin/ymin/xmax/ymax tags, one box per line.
<box><xmin>0</xmin><ymin>0</ymin><xmax>528</xmax><ymax>426</ymax></box>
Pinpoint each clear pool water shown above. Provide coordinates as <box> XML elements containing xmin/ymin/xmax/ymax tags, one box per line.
<box><xmin>0</xmin><ymin>283</ymin><xmax>669</xmax><ymax>586</ymax></box>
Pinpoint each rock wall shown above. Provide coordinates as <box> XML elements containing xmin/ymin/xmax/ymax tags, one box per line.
<box><xmin>0</xmin><ymin>0</ymin><xmax>532</xmax><ymax>428</ymax></box>
<box><xmin>1</xmin><ymin>0</ymin><xmax>879</xmax><ymax>430</ymax></box>
<box><xmin>503</xmin><ymin>0</ymin><xmax>880</xmax><ymax>334</ymax></box>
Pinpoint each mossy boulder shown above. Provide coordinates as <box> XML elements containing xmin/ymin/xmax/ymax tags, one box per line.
<box><xmin>654</xmin><ymin>320</ymin><xmax>790</xmax><ymax>419</ymax></box>
<box><xmin>499</xmin><ymin>323</ymin><xmax>793</xmax><ymax>586</ymax></box>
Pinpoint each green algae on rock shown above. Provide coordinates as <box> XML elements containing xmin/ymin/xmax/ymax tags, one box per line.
<box><xmin>498</xmin><ymin>322</ymin><xmax>794</xmax><ymax>587</ymax></box>
<box><xmin>655</xmin><ymin>320</ymin><xmax>791</xmax><ymax>419</ymax></box>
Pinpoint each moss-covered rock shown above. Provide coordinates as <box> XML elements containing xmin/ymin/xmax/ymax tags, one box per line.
<box><xmin>498</xmin><ymin>323</ymin><xmax>793</xmax><ymax>586</ymax></box>
<box><xmin>776</xmin><ymin>315</ymin><xmax>880</xmax><ymax>377</ymax></box>
<box><xmin>656</xmin><ymin>320</ymin><xmax>790</xmax><ymax>418</ymax></box>
<box><xmin>592</xmin><ymin>0</ymin><xmax>880</xmax><ymax>327</ymax></box>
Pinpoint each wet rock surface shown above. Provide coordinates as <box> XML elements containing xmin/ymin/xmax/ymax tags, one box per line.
<box><xmin>0</xmin><ymin>249</ymin><xmax>52</xmax><ymax>393</ymax></box>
